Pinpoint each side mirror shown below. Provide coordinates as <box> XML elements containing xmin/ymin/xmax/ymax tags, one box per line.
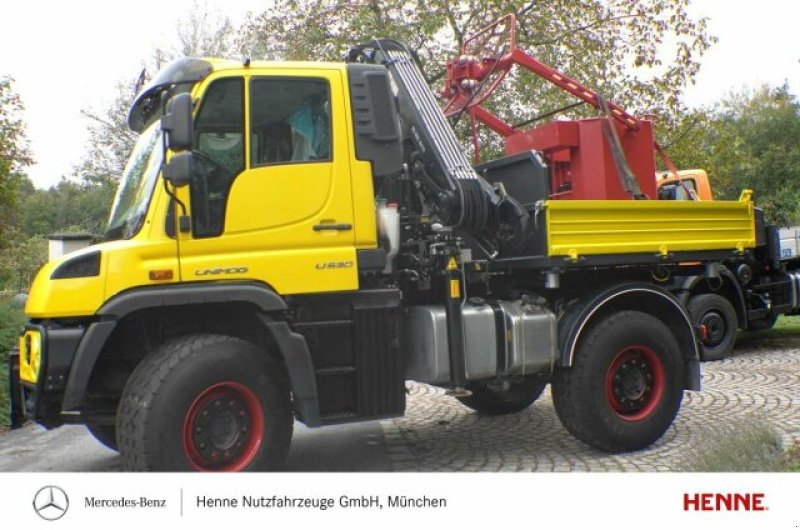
<box><xmin>163</xmin><ymin>152</ymin><xmax>193</xmax><ymax>187</ymax></box>
<box><xmin>161</xmin><ymin>93</ymin><xmax>193</xmax><ymax>151</ymax></box>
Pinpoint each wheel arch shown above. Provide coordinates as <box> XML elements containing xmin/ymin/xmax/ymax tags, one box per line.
<box><xmin>674</xmin><ymin>269</ymin><xmax>748</xmax><ymax>329</ymax></box>
<box><xmin>62</xmin><ymin>281</ymin><xmax>321</xmax><ymax>426</ymax></box>
<box><xmin>559</xmin><ymin>282</ymin><xmax>701</xmax><ymax>391</ymax></box>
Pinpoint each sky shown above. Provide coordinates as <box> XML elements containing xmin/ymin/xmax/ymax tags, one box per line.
<box><xmin>2</xmin><ymin>0</ymin><xmax>800</xmax><ymax>189</ymax></box>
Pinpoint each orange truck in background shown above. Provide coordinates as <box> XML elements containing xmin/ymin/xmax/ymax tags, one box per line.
<box><xmin>656</xmin><ymin>169</ymin><xmax>713</xmax><ymax>201</ymax></box>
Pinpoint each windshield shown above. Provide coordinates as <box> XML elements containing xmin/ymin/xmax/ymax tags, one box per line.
<box><xmin>105</xmin><ymin>122</ymin><xmax>163</xmax><ymax>240</ymax></box>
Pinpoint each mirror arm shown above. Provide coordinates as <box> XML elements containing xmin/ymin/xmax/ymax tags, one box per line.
<box><xmin>161</xmin><ymin>163</ymin><xmax>188</xmax><ymax>216</ymax></box>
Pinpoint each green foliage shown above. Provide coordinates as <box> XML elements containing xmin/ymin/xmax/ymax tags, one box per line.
<box><xmin>0</xmin><ymin>228</ymin><xmax>47</xmax><ymax>291</ymax></box>
<box><xmin>0</xmin><ymin>76</ymin><xmax>33</xmax><ymax>247</ymax></box>
<box><xmin>0</xmin><ymin>78</ymin><xmax>31</xmax><ymax>167</ymax></box>
<box><xmin>0</xmin><ymin>297</ymin><xmax>26</xmax><ymax>426</ymax></box>
<box><xmin>0</xmin><ymin>177</ymin><xmax>112</xmax><ymax>292</ymax></box>
<box><xmin>0</xmin><ymin>177</ymin><xmax>112</xmax><ymax>291</ymax></box>
<box><xmin>17</xmin><ymin>178</ymin><xmax>115</xmax><ymax>237</ymax></box>
<box><xmin>667</xmin><ymin>84</ymin><xmax>800</xmax><ymax>223</ymax></box>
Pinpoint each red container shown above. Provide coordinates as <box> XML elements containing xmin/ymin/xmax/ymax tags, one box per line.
<box><xmin>505</xmin><ymin>118</ymin><xmax>657</xmax><ymax>200</ymax></box>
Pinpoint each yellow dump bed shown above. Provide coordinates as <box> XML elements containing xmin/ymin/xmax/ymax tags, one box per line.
<box><xmin>545</xmin><ymin>194</ymin><xmax>756</xmax><ymax>260</ymax></box>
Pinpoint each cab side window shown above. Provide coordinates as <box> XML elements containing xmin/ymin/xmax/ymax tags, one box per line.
<box><xmin>191</xmin><ymin>77</ymin><xmax>244</xmax><ymax>238</ymax></box>
<box><xmin>250</xmin><ymin>78</ymin><xmax>331</xmax><ymax>166</ymax></box>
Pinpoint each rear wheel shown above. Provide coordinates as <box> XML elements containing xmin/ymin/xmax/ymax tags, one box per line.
<box><xmin>688</xmin><ymin>293</ymin><xmax>738</xmax><ymax>361</ymax></box>
<box><xmin>117</xmin><ymin>334</ymin><xmax>293</xmax><ymax>471</ymax></box>
<box><xmin>457</xmin><ymin>377</ymin><xmax>547</xmax><ymax>415</ymax></box>
<box><xmin>86</xmin><ymin>423</ymin><xmax>118</xmax><ymax>452</ymax></box>
<box><xmin>552</xmin><ymin>310</ymin><xmax>684</xmax><ymax>452</ymax></box>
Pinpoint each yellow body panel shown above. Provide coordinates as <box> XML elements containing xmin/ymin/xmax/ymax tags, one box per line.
<box><xmin>18</xmin><ymin>329</ymin><xmax>42</xmax><ymax>384</ymax></box>
<box><xmin>103</xmin><ymin>239</ymin><xmax>182</xmax><ymax>301</ymax></box>
<box><xmin>545</xmin><ymin>197</ymin><xmax>756</xmax><ymax>258</ymax></box>
<box><xmin>178</xmin><ymin>64</ymin><xmax>362</xmax><ymax>294</ymax></box>
<box><xmin>25</xmin><ymin>248</ymin><xmax>108</xmax><ymax>318</ymax></box>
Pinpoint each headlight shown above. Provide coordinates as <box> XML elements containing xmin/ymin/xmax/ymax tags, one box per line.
<box><xmin>19</xmin><ymin>330</ymin><xmax>43</xmax><ymax>384</ymax></box>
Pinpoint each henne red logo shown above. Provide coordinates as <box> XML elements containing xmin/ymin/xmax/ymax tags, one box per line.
<box><xmin>683</xmin><ymin>492</ymin><xmax>767</xmax><ymax>511</ymax></box>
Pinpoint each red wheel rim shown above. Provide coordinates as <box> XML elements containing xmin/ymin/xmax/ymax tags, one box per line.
<box><xmin>604</xmin><ymin>345</ymin><xmax>665</xmax><ymax>422</ymax></box>
<box><xmin>182</xmin><ymin>381</ymin><xmax>264</xmax><ymax>471</ymax></box>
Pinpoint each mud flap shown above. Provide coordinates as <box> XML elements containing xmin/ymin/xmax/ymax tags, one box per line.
<box><xmin>8</xmin><ymin>349</ymin><xmax>24</xmax><ymax>429</ymax></box>
<box><xmin>686</xmin><ymin>356</ymin><xmax>702</xmax><ymax>391</ymax></box>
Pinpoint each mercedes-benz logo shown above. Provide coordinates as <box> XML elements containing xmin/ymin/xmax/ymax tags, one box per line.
<box><xmin>33</xmin><ymin>485</ymin><xmax>69</xmax><ymax>521</ymax></box>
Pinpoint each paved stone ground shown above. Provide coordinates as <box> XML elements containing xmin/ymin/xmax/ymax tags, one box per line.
<box><xmin>379</xmin><ymin>338</ymin><xmax>800</xmax><ymax>471</ymax></box>
<box><xmin>1</xmin><ymin>336</ymin><xmax>797</xmax><ymax>471</ymax></box>
<box><xmin>0</xmin><ymin>420</ymin><xmax>390</xmax><ymax>472</ymax></box>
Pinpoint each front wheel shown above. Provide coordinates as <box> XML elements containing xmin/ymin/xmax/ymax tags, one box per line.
<box><xmin>457</xmin><ymin>377</ymin><xmax>547</xmax><ymax>415</ymax></box>
<box><xmin>552</xmin><ymin>310</ymin><xmax>684</xmax><ymax>453</ymax></box>
<box><xmin>117</xmin><ymin>334</ymin><xmax>293</xmax><ymax>471</ymax></box>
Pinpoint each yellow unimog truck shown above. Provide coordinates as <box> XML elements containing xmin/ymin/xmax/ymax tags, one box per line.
<box><xmin>9</xmin><ymin>40</ymin><xmax>768</xmax><ymax>471</ymax></box>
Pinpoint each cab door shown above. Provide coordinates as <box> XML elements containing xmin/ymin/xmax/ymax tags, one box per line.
<box><xmin>177</xmin><ymin>68</ymin><xmax>358</xmax><ymax>295</ymax></box>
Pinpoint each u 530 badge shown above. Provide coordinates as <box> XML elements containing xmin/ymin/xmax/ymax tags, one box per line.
<box><xmin>316</xmin><ymin>261</ymin><xmax>354</xmax><ymax>270</ymax></box>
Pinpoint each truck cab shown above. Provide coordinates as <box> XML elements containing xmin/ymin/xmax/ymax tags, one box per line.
<box><xmin>15</xmin><ymin>57</ymin><xmax>406</xmax><ymax>468</ymax></box>
<box><xmin>28</xmin><ymin>58</ymin><xmax>387</xmax><ymax>319</ymax></box>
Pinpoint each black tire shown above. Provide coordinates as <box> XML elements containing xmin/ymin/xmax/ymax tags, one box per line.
<box><xmin>747</xmin><ymin>313</ymin><xmax>779</xmax><ymax>331</ymax></box>
<box><xmin>86</xmin><ymin>423</ymin><xmax>118</xmax><ymax>452</ymax></box>
<box><xmin>457</xmin><ymin>377</ymin><xmax>547</xmax><ymax>415</ymax></box>
<box><xmin>117</xmin><ymin>334</ymin><xmax>293</xmax><ymax>471</ymax></box>
<box><xmin>552</xmin><ymin>310</ymin><xmax>684</xmax><ymax>453</ymax></box>
<box><xmin>688</xmin><ymin>293</ymin><xmax>738</xmax><ymax>361</ymax></box>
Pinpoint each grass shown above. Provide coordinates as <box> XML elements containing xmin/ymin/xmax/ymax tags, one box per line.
<box><xmin>772</xmin><ymin>316</ymin><xmax>800</xmax><ymax>332</ymax></box>
<box><xmin>679</xmin><ymin>418</ymin><xmax>798</xmax><ymax>472</ymax></box>
<box><xmin>748</xmin><ymin>315</ymin><xmax>800</xmax><ymax>338</ymax></box>
<box><xmin>0</xmin><ymin>296</ymin><xmax>26</xmax><ymax>427</ymax></box>
<box><xmin>784</xmin><ymin>443</ymin><xmax>800</xmax><ymax>471</ymax></box>
<box><xmin>734</xmin><ymin>315</ymin><xmax>800</xmax><ymax>350</ymax></box>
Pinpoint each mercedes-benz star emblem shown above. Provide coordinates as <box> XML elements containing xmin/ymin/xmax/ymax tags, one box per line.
<box><xmin>33</xmin><ymin>485</ymin><xmax>69</xmax><ymax>521</ymax></box>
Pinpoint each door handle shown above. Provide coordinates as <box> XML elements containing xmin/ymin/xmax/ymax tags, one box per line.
<box><xmin>313</xmin><ymin>223</ymin><xmax>352</xmax><ymax>231</ymax></box>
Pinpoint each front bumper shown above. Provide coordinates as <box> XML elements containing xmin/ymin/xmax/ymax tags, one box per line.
<box><xmin>13</xmin><ymin>323</ymin><xmax>83</xmax><ymax>427</ymax></box>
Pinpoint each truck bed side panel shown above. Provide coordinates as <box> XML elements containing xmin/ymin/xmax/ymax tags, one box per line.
<box><xmin>546</xmin><ymin>200</ymin><xmax>756</xmax><ymax>257</ymax></box>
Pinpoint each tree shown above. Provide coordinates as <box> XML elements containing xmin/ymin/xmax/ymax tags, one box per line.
<box><xmin>77</xmin><ymin>3</ymin><xmax>238</xmax><ymax>187</ymax></box>
<box><xmin>173</xmin><ymin>5</ymin><xmax>237</xmax><ymax>60</ymax></box>
<box><xmin>668</xmin><ymin>84</ymin><xmax>800</xmax><ymax>223</ymax></box>
<box><xmin>0</xmin><ymin>76</ymin><xmax>33</xmax><ymax>246</ymax></box>
<box><xmin>78</xmin><ymin>88</ymin><xmax>139</xmax><ymax>188</ymax></box>
<box><xmin>240</xmin><ymin>0</ymin><xmax>715</xmax><ymax>121</ymax></box>
<box><xmin>0</xmin><ymin>227</ymin><xmax>46</xmax><ymax>291</ymax></box>
<box><xmin>18</xmin><ymin>178</ymin><xmax>115</xmax><ymax>237</ymax></box>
